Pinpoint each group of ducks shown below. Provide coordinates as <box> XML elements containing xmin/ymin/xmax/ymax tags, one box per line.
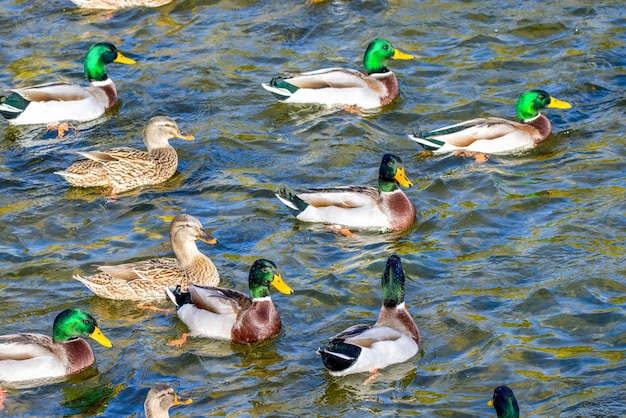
<box><xmin>0</xmin><ymin>31</ymin><xmax>574</xmax><ymax>417</ymax></box>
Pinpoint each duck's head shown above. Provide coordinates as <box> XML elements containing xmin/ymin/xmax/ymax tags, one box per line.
<box><xmin>488</xmin><ymin>385</ymin><xmax>520</xmax><ymax>418</ymax></box>
<box><xmin>381</xmin><ymin>255</ymin><xmax>406</xmax><ymax>308</ymax></box>
<box><xmin>84</xmin><ymin>42</ymin><xmax>135</xmax><ymax>82</ymax></box>
<box><xmin>52</xmin><ymin>308</ymin><xmax>112</xmax><ymax>348</ymax></box>
<box><xmin>143</xmin><ymin>116</ymin><xmax>195</xmax><ymax>151</ymax></box>
<box><xmin>248</xmin><ymin>259</ymin><xmax>294</xmax><ymax>299</ymax></box>
<box><xmin>144</xmin><ymin>384</ymin><xmax>192</xmax><ymax>418</ymax></box>
<box><xmin>170</xmin><ymin>213</ymin><xmax>218</xmax><ymax>247</ymax></box>
<box><xmin>363</xmin><ymin>38</ymin><xmax>413</xmax><ymax>75</ymax></box>
<box><xmin>515</xmin><ymin>89</ymin><xmax>571</xmax><ymax>121</ymax></box>
<box><xmin>378</xmin><ymin>153</ymin><xmax>413</xmax><ymax>192</ymax></box>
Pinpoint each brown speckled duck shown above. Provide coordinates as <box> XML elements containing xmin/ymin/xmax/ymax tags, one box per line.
<box><xmin>144</xmin><ymin>384</ymin><xmax>192</xmax><ymax>418</ymax></box>
<box><xmin>55</xmin><ymin>116</ymin><xmax>194</xmax><ymax>196</ymax></box>
<box><xmin>74</xmin><ymin>214</ymin><xmax>219</xmax><ymax>301</ymax></box>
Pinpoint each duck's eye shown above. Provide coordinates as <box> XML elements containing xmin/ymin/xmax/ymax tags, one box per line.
<box><xmin>262</xmin><ymin>267</ymin><xmax>269</xmax><ymax>273</ymax></box>
<box><xmin>83</xmin><ymin>319</ymin><xmax>90</xmax><ymax>325</ymax></box>
<box><xmin>538</xmin><ymin>94</ymin><xmax>546</xmax><ymax>100</ymax></box>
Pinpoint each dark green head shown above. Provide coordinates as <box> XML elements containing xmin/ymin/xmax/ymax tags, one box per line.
<box><xmin>378</xmin><ymin>153</ymin><xmax>413</xmax><ymax>193</ymax></box>
<box><xmin>51</xmin><ymin>308</ymin><xmax>112</xmax><ymax>348</ymax></box>
<box><xmin>83</xmin><ymin>42</ymin><xmax>136</xmax><ymax>82</ymax></box>
<box><xmin>515</xmin><ymin>89</ymin><xmax>572</xmax><ymax>121</ymax></box>
<box><xmin>248</xmin><ymin>259</ymin><xmax>294</xmax><ymax>300</ymax></box>
<box><xmin>363</xmin><ymin>38</ymin><xmax>413</xmax><ymax>75</ymax></box>
<box><xmin>381</xmin><ymin>255</ymin><xmax>406</xmax><ymax>308</ymax></box>
<box><xmin>489</xmin><ymin>386</ymin><xmax>520</xmax><ymax>418</ymax></box>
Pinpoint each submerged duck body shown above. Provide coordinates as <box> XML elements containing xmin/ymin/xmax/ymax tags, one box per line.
<box><xmin>0</xmin><ymin>42</ymin><xmax>135</xmax><ymax>125</ymax></box>
<box><xmin>262</xmin><ymin>39</ymin><xmax>413</xmax><ymax>109</ymax></box>
<box><xmin>318</xmin><ymin>255</ymin><xmax>420</xmax><ymax>376</ymax></box>
<box><xmin>166</xmin><ymin>259</ymin><xmax>294</xmax><ymax>345</ymax></box>
<box><xmin>55</xmin><ymin>116</ymin><xmax>194</xmax><ymax>195</ymax></box>
<box><xmin>275</xmin><ymin>154</ymin><xmax>416</xmax><ymax>232</ymax></box>
<box><xmin>0</xmin><ymin>309</ymin><xmax>112</xmax><ymax>384</ymax></box>
<box><xmin>74</xmin><ymin>214</ymin><xmax>219</xmax><ymax>301</ymax></box>
<box><xmin>408</xmin><ymin>89</ymin><xmax>572</xmax><ymax>155</ymax></box>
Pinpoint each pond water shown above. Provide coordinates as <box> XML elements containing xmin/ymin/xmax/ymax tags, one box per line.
<box><xmin>0</xmin><ymin>0</ymin><xmax>625</xmax><ymax>416</ymax></box>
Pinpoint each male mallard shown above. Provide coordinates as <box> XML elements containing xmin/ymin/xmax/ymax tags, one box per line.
<box><xmin>488</xmin><ymin>386</ymin><xmax>520</xmax><ymax>418</ymax></box>
<box><xmin>166</xmin><ymin>259</ymin><xmax>294</xmax><ymax>345</ymax></box>
<box><xmin>55</xmin><ymin>116</ymin><xmax>194</xmax><ymax>196</ymax></box>
<box><xmin>317</xmin><ymin>255</ymin><xmax>420</xmax><ymax>377</ymax></box>
<box><xmin>74</xmin><ymin>214</ymin><xmax>219</xmax><ymax>301</ymax></box>
<box><xmin>262</xmin><ymin>38</ymin><xmax>413</xmax><ymax>109</ymax></box>
<box><xmin>0</xmin><ymin>42</ymin><xmax>135</xmax><ymax>125</ymax></box>
<box><xmin>408</xmin><ymin>89</ymin><xmax>572</xmax><ymax>155</ymax></box>
<box><xmin>70</xmin><ymin>0</ymin><xmax>172</xmax><ymax>9</ymax></box>
<box><xmin>0</xmin><ymin>309</ymin><xmax>112</xmax><ymax>384</ymax></box>
<box><xmin>144</xmin><ymin>384</ymin><xmax>192</xmax><ymax>418</ymax></box>
<box><xmin>275</xmin><ymin>154</ymin><xmax>416</xmax><ymax>232</ymax></box>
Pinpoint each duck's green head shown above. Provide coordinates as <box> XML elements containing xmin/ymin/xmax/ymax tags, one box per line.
<box><xmin>363</xmin><ymin>38</ymin><xmax>413</xmax><ymax>75</ymax></box>
<box><xmin>488</xmin><ymin>386</ymin><xmax>520</xmax><ymax>418</ymax></box>
<box><xmin>52</xmin><ymin>308</ymin><xmax>112</xmax><ymax>348</ymax></box>
<box><xmin>381</xmin><ymin>255</ymin><xmax>406</xmax><ymax>308</ymax></box>
<box><xmin>515</xmin><ymin>89</ymin><xmax>571</xmax><ymax>121</ymax></box>
<box><xmin>248</xmin><ymin>259</ymin><xmax>294</xmax><ymax>299</ymax></box>
<box><xmin>84</xmin><ymin>42</ymin><xmax>136</xmax><ymax>82</ymax></box>
<box><xmin>378</xmin><ymin>153</ymin><xmax>413</xmax><ymax>192</ymax></box>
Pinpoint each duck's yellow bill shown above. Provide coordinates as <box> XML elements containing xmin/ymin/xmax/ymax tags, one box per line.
<box><xmin>114</xmin><ymin>52</ymin><xmax>136</xmax><ymax>65</ymax></box>
<box><xmin>198</xmin><ymin>229</ymin><xmax>218</xmax><ymax>245</ymax></box>
<box><xmin>174</xmin><ymin>395</ymin><xmax>193</xmax><ymax>406</ymax></box>
<box><xmin>394</xmin><ymin>167</ymin><xmax>413</xmax><ymax>188</ymax></box>
<box><xmin>271</xmin><ymin>273</ymin><xmax>294</xmax><ymax>295</ymax></box>
<box><xmin>548</xmin><ymin>97</ymin><xmax>572</xmax><ymax>109</ymax></box>
<box><xmin>175</xmin><ymin>129</ymin><xmax>195</xmax><ymax>141</ymax></box>
<box><xmin>487</xmin><ymin>399</ymin><xmax>494</xmax><ymax>407</ymax></box>
<box><xmin>392</xmin><ymin>48</ymin><xmax>414</xmax><ymax>60</ymax></box>
<box><xmin>89</xmin><ymin>326</ymin><xmax>113</xmax><ymax>348</ymax></box>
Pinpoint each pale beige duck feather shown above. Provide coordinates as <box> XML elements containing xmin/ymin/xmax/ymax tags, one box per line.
<box><xmin>144</xmin><ymin>384</ymin><xmax>192</xmax><ymax>418</ymax></box>
<box><xmin>74</xmin><ymin>214</ymin><xmax>219</xmax><ymax>301</ymax></box>
<box><xmin>55</xmin><ymin>116</ymin><xmax>194</xmax><ymax>195</ymax></box>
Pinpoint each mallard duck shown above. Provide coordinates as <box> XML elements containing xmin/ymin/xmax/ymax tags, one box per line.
<box><xmin>317</xmin><ymin>255</ymin><xmax>420</xmax><ymax>377</ymax></box>
<box><xmin>55</xmin><ymin>116</ymin><xmax>194</xmax><ymax>196</ymax></box>
<box><xmin>0</xmin><ymin>309</ymin><xmax>112</xmax><ymax>384</ymax></box>
<box><xmin>0</xmin><ymin>42</ymin><xmax>135</xmax><ymax>125</ymax></box>
<box><xmin>275</xmin><ymin>153</ymin><xmax>416</xmax><ymax>232</ymax></box>
<box><xmin>166</xmin><ymin>259</ymin><xmax>294</xmax><ymax>345</ymax></box>
<box><xmin>488</xmin><ymin>386</ymin><xmax>520</xmax><ymax>418</ymax></box>
<box><xmin>70</xmin><ymin>0</ymin><xmax>172</xmax><ymax>10</ymax></box>
<box><xmin>408</xmin><ymin>89</ymin><xmax>572</xmax><ymax>155</ymax></box>
<box><xmin>262</xmin><ymin>38</ymin><xmax>413</xmax><ymax>109</ymax></box>
<box><xmin>74</xmin><ymin>214</ymin><xmax>219</xmax><ymax>301</ymax></box>
<box><xmin>144</xmin><ymin>384</ymin><xmax>192</xmax><ymax>418</ymax></box>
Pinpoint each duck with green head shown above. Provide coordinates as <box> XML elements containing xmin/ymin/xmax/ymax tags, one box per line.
<box><xmin>166</xmin><ymin>259</ymin><xmax>294</xmax><ymax>345</ymax></box>
<box><xmin>275</xmin><ymin>153</ymin><xmax>416</xmax><ymax>232</ymax></box>
<box><xmin>488</xmin><ymin>385</ymin><xmax>520</xmax><ymax>418</ymax></box>
<box><xmin>262</xmin><ymin>38</ymin><xmax>414</xmax><ymax>109</ymax></box>
<box><xmin>317</xmin><ymin>255</ymin><xmax>420</xmax><ymax>377</ymax></box>
<box><xmin>0</xmin><ymin>309</ymin><xmax>112</xmax><ymax>384</ymax></box>
<box><xmin>0</xmin><ymin>42</ymin><xmax>135</xmax><ymax>125</ymax></box>
<box><xmin>408</xmin><ymin>89</ymin><xmax>572</xmax><ymax>155</ymax></box>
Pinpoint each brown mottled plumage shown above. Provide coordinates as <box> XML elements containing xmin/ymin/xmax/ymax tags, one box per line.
<box><xmin>74</xmin><ymin>214</ymin><xmax>219</xmax><ymax>301</ymax></box>
<box><xmin>55</xmin><ymin>116</ymin><xmax>194</xmax><ymax>195</ymax></box>
<box><xmin>144</xmin><ymin>384</ymin><xmax>192</xmax><ymax>418</ymax></box>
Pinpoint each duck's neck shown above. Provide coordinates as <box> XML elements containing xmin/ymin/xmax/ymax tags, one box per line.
<box><xmin>373</xmin><ymin>72</ymin><xmax>399</xmax><ymax>106</ymax></box>
<box><xmin>89</xmin><ymin>78</ymin><xmax>118</xmax><ymax>109</ymax></box>
<box><xmin>58</xmin><ymin>338</ymin><xmax>96</xmax><ymax>375</ymax></box>
<box><xmin>376</xmin><ymin>302</ymin><xmax>421</xmax><ymax>345</ymax></box>
<box><xmin>524</xmin><ymin>113</ymin><xmax>552</xmax><ymax>145</ymax></box>
<box><xmin>232</xmin><ymin>297</ymin><xmax>281</xmax><ymax>344</ymax></box>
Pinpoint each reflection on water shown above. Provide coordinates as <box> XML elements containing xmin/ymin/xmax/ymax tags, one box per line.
<box><xmin>0</xmin><ymin>0</ymin><xmax>625</xmax><ymax>416</ymax></box>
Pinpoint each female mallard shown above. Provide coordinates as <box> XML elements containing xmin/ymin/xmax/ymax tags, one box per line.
<box><xmin>488</xmin><ymin>386</ymin><xmax>520</xmax><ymax>418</ymax></box>
<box><xmin>275</xmin><ymin>154</ymin><xmax>416</xmax><ymax>232</ymax></box>
<box><xmin>408</xmin><ymin>89</ymin><xmax>572</xmax><ymax>155</ymax></box>
<box><xmin>144</xmin><ymin>384</ymin><xmax>192</xmax><ymax>418</ymax></box>
<box><xmin>0</xmin><ymin>309</ymin><xmax>112</xmax><ymax>384</ymax></box>
<box><xmin>70</xmin><ymin>0</ymin><xmax>172</xmax><ymax>9</ymax></box>
<box><xmin>74</xmin><ymin>214</ymin><xmax>219</xmax><ymax>301</ymax></box>
<box><xmin>0</xmin><ymin>42</ymin><xmax>135</xmax><ymax>125</ymax></box>
<box><xmin>166</xmin><ymin>259</ymin><xmax>294</xmax><ymax>345</ymax></box>
<box><xmin>262</xmin><ymin>38</ymin><xmax>413</xmax><ymax>109</ymax></box>
<box><xmin>55</xmin><ymin>116</ymin><xmax>194</xmax><ymax>196</ymax></box>
<box><xmin>317</xmin><ymin>255</ymin><xmax>420</xmax><ymax>378</ymax></box>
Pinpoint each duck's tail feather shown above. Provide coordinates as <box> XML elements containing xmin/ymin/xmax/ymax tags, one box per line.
<box><xmin>166</xmin><ymin>285</ymin><xmax>192</xmax><ymax>310</ymax></box>
<box><xmin>407</xmin><ymin>131</ymin><xmax>445</xmax><ymax>151</ymax></box>
<box><xmin>275</xmin><ymin>188</ymin><xmax>308</xmax><ymax>216</ymax></box>
<box><xmin>0</xmin><ymin>93</ymin><xmax>29</xmax><ymax>120</ymax></box>
<box><xmin>317</xmin><ymin>339</ymin><xmax>361</xmax><ymax>373</ymax></box>
<box><xmin>261</xmin><ymin>77</ymin><xmax>298</xmax><ymax>100</ymax></box>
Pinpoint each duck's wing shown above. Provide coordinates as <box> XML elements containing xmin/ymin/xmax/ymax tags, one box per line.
<box><xmin>295</xmin><ymin>186</ymin><xmax>380</xmax><ymax>209</ymax></box>
<box><xmin>96</xmin><ymin>258</ymin><xmax>179</xmax><ymax>281</ymax></box>
<box><xmin>0</xmin><ymin>333</ymin><xmax>55</xmax><ymax>360</ymax></box>
<box><xmin>9</xmin><ymin>82</ymin><xmax>93</xmax><ymax>102</ymax></box>
<box><xmin>332</xmin><ymin>324</ymin><xmax>404</xmax><ymax>348</ymax></box>
<box><xmin>189</xmin><ymin>284</ymin><xmax>252</xmax><ymax>315</ymax></box>
<box><xmin>282</xmin><ymin>68</ymin><xmax>369</xmax><ymax>89</ymax></box>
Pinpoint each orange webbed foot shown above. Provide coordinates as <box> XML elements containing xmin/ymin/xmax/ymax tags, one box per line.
<box><xmin>342</xmin><ymin>104</ymin><xmax>364</xmax><ymax>114</ymax></box>
<box><xmin>136</xmin><ymin>304</ymin><xmax>173</xmax><ymax>314</ymax></box>
<box><xmin>326</xmin><ymin>225</ymin><xmax>359</xmax><ymax>238</ymax></box>
<box><xmin>167</xmin><ymin>333</ymin><xmax>189</xmax><ymax>348</ymax></box>
<box><xmin>454</xmin><ymin>150</ymin><xmax>489</xmax><ymax>163</ymax></box>
<box><xmin>363</xmin><ymin>368</ymin><xmax>379</xmax><ymax>385</ymax></box>
<box><xmin>46</xmin><ymin>122</ymin><xmax>75</xmax><ymax>138</ymax></box>
<box><xmin>0</xmin><ymin>386</ymin><xmax>7</xmax><ymax>411</ymax></box>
